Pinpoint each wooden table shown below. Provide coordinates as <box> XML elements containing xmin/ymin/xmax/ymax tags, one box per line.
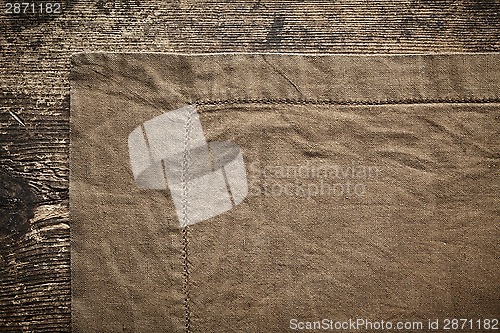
<box><xmin>1</xmin><ymin>0</ymin><xmax>498</xmax><ymax>331</ymax></box>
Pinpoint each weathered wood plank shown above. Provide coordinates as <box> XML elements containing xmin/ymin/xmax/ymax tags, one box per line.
<box><xmin>0</xmin><ymin>0</ymin><xmax>499</xmax><ymax>331</ymax></box>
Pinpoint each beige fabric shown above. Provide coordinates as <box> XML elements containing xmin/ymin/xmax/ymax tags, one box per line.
<box><xmin>70</xmin><ymin>54</ymin><xmax>499</xmax><ymax>332</ymax></box>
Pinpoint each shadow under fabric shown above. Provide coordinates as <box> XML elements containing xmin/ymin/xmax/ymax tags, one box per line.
<box><xmin>70</xmin><ymin>53</ymin><xmax>500</xmax><ymax>333</ymax></box>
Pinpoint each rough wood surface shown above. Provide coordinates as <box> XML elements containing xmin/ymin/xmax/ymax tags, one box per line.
<box><xmin>0</xmin><ymin>0</ymin><xmax>499</xmax><ymax>331</ymax></box>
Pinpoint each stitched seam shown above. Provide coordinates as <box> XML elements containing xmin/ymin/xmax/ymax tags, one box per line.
<box><xmin>181</xmin><ymin>108</ymin><xmax>194</xmax><ymax>227</ymax></box>
<box><xmin>196</xmin><ymin>97</ymin><xmax>500</xmax><ymax>106</ymax></box>
<box><xmin>182</xmin><ymin>226</ymin><xmax>191</xmax><ymax>333</ymax></box>
<box><xmin>181</xmin><ymin>107</ymin><xmax>194</xmax><ymax>333</ymax></box>
<box><xmin>187</xmin><ymin>96</ymin><xmax>497</xmax><ymax>333</ymax></box>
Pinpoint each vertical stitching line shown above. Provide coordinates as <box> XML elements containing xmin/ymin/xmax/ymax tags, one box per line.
<box><xmin>181</xmin><ymin>107</ymin><xmax>194</xmax><ymax>333</ymax></box>
<box><xmin>181</xmin><ymin>108</ymin><xmax>193</xmax><ymax>227</ymax></box>
<box><xmin>182</xmin><ymin>227</ymin><xmax>191</xmax><ymax>333</ymax></box>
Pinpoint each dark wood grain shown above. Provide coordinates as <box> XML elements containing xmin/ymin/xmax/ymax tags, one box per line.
<box><xmin>0</xmin><ymin>0</ymin><xmax>499</xmax><ymax>331</ymax></box>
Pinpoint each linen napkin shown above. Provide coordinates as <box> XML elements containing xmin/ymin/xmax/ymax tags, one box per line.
<box><xmin>70</xmin><ymin>53</ymin><xmax>499</xmax><ymax>332</ymax></box>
